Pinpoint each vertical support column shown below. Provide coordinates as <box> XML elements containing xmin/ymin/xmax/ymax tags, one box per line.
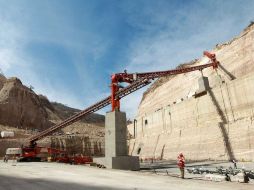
<box><xmin>105</xmin><ymin>111</ymin><xmax>127</xmax><ymax>157</ymax></box>
<box><xmin>103</xmin><ymin>110</ymin><xmax>140</xmax><ymax>170</ymax></box>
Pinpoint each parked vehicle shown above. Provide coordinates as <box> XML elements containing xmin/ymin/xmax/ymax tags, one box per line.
<box><xmin>1</xmin><ymin>131</ymin><xmax>14</xmax><ymax>138</ymax></box>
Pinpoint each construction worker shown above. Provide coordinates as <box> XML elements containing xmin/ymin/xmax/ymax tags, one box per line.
<box><xmin>3</xmin><ymin>154</ymin><xmax>8</xmax><ymax>163</ymax></box>
<box><xmin>177</xmin><ymin>153</ymin><xmax>185</xmax><ymax>179</ymax></box>
<box><xmin>232</xmin><ymin>160</ymin><xmax>237</xmax><ymax>169</ymax></box>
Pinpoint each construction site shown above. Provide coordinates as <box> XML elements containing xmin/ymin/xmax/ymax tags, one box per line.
<box><xmin>1</xmin><ymin>1</ymin><xmax>254</xmax><ymax>190</ymax></box>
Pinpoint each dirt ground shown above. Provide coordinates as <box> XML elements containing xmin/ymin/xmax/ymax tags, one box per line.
<box><xmin>0</xmin><ymin>161</ymin><xmax>253</xmax><ymax>190</ymax></box>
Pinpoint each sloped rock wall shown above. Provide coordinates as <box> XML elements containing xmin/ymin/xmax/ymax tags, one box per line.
<box><xmin>0</xmin><ymin>74</ymin><xmax>6</xmax><ymax>89</ymax></box>
<box><xmin>0</xmin><ymin>78</ymin><xmax>51</xmax><ymax>130</ymax></box>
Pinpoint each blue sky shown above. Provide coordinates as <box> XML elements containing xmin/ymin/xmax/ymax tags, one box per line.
<box><xmin>0</xmin><ymin>0</ymin><xmax>254</xmax><ymax>119</ymax></box>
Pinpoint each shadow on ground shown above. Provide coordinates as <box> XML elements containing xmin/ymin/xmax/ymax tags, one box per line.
<box><xmin>140</xmin><ymin>160</ymin><xmax>228</xmax><ymax>170</ymax></box>
<box><xmin>0</xmin><ymin>175</ymin><xmax>128</xmax><ymax>190</ymax></box>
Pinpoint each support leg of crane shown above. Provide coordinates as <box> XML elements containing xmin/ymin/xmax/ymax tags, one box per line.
<box><xmin>94</xmin><ymin>110</ymin><xmax>140</xmax><ymax>170</ymax></box>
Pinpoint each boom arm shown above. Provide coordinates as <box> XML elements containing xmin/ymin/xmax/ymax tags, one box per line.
<box><xmin>111</xmin><ymin>51</ymin><xmax>219</xmax><ymax>111</ymax></box>
<box><xmin>29</xmin><ymin>51</ymin><xmax>218</xmax><ymax>144</ymax></box>
<box><xmin>29</xmin><ymin>78</ymin><xmax>151</xmax><ymax>144</ymax></box>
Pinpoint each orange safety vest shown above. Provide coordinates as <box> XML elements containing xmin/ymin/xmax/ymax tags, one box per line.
<box><xmin>177</xmin><ymin>156</ymin><xmax>185</xmax><ymax>168</ymax></box>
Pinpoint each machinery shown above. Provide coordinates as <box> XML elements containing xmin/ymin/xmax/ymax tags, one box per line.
<box><xmin>19</xmin><ymin>51</ymin><xmax>219</xmax><ymax>162</ymax></box>
<box><xmin>18</xmin><ymin>147</ymin><xmax>65</xmax><ymax>162</ymax></box>
<box><xmin>111</xmin><ymin>51</ymin><xmax>218</xmax><ymax>111</ymax></box>
<box><xmin>187</xmin><ymin>166</ymin><xmax>254</xmax><ymax>182</ymax></box>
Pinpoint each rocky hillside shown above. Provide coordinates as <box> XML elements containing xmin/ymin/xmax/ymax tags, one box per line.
<box><xmin>0</xmin><ymin>74</ymin><xmax>105</xmax><ymax>131</ymax></box>
<box><xmin>0</xmin><ymin>77</ymin><xmax>51</xmax><ymax>130</ymax></box>
<box><xmin>50</xmin><ymin>101</ymin><xmax>105</xmax><ymax>126</ymax></box>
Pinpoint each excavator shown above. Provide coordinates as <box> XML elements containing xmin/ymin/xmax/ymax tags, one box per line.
<box><xmin>16</xmin><ymin>51</ymin><xmax>219</xmax><ymax>163</ymax></box>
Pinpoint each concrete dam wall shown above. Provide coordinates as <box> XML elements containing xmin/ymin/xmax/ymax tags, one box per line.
<box><xmin>128</xmin><ymin>24</ymin><xmax>254</xmax><ymax>162</ymax></box>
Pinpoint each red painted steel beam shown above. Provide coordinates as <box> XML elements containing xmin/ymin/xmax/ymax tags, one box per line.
<box><xmin>29</xmin><ymin>78</ymin><xmax>151</xmax><ymax>143</ymax></box>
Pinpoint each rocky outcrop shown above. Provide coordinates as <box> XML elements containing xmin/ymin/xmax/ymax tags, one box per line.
<box><xmin>50</xmin><ymin>102</ymin><xmax>105</xmax><ymax>126</ymax></box>
<box><xmin>0</xmin><ymin>78</ymin><xmax>51</xmax><ymax>130</ymax></box>
<box><xmin>0</xmin><ymin>74</ymin><xmax>6</xmax><ymax>89</ymax></box>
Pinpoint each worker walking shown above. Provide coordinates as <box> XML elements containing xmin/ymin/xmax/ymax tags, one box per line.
<box><xmin>177</xmin><ymin>153</ymin><xmax>185</xmax><ymax>179</ymax></box>
<box><xmin>3</xmin><ymin>154</ymin><xmax>8</xmax><ymax>163</ymax></box>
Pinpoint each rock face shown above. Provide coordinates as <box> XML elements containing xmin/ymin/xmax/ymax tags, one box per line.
<box><xmin>50</xmin><ymin>102</ymin><xmax>105</xmax><ymax>126</ymax></box>
<box><xmin>0</xmin><ymin>76</ymin><xmax>105</xmax><ymax>131</ymax></box>
<box><xmin>128</xmin><ymin>24</ymin><xmax>254</xmax><ymax>161</ymax></box>
<box><xmin>0</xmin><ymin>74</ymin><xmax>6</xmax><ymax>89</ymax></box>
<box><xmin>0</xmin><ymin>77</ymin><xmax>51</xmax><ymax>130</ymax></box>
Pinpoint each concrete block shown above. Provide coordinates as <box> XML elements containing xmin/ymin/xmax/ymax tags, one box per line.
<box><xmin>94</xmin><ymin>156</ymin><xmax>140</xmax><ymax>171</ymax></box>
<box><xmin>105</xmin><ymin>111</ymin><xmax>128</xmax><ymax>157</ymax></box>
<box><xmin>111</xmin><ymin>156</ymin><xmax>140</xmax><ymax>170</ymax></box>
<box><xmin>195</xmin><ymin>76</ymin><xmax>210</xmax><ymax>97</ymax></box>
<box><xmin>95</xmin><ymin>111</ymin><xmax>140</xmax><ymax>170</ymax></box>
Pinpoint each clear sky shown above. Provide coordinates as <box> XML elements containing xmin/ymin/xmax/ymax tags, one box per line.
<box><xmin>0</xmin><ymin>0</ymin><xmax>254</xmax><ymax>119</ymax></box>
